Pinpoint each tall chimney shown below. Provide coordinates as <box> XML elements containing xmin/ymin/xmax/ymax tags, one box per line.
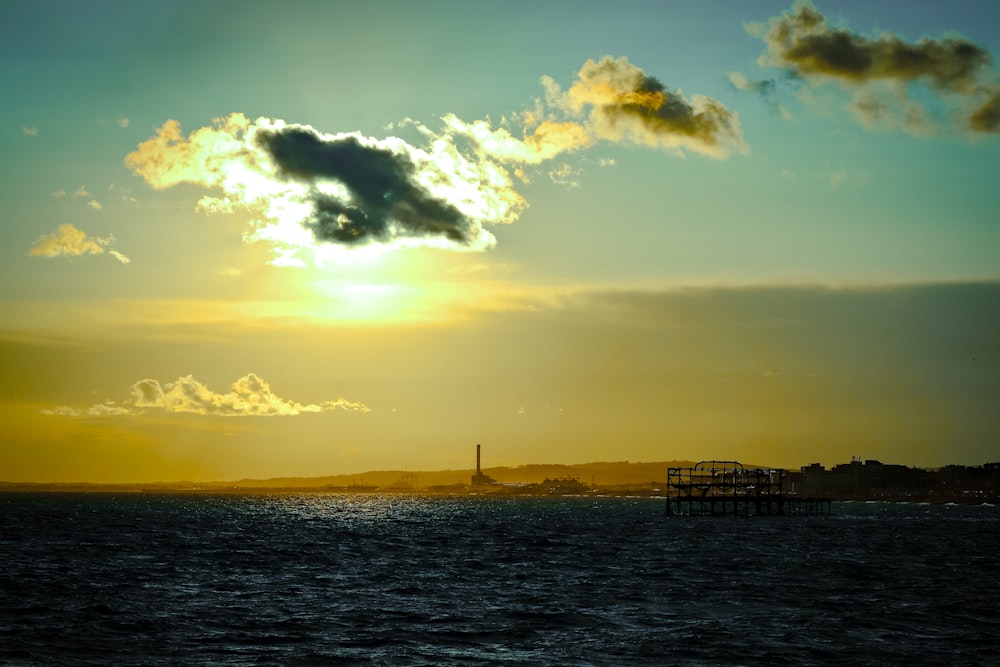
<box><xmin>476</xmin><ymin>443</ymin><xmax>481</xmax><ymax>474</ymax></box>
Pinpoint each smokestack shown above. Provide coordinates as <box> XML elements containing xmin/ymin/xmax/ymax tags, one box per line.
<box><xmin>476</xmin><ymin>443</ymin><xmax>481</xmax><ymax>474</ymax></box>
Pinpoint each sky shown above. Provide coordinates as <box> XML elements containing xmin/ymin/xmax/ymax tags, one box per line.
<box><xmin>2</xmin><ymin>0</ymin><xmax>998</xmax><ymax>483</ymax></box>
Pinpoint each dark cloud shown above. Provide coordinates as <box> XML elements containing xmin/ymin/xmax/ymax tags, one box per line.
<box><xmin>752</xmin><ymin>1</ymin><xmax>1000</xmax><ymax>134</ymax></box>
<box><xmin>761</xmin><ymin>3</ymin><xmax>990</xmax><ymax>92</ymax></box>
<box><xmin>255</xmin><ymin>127</ymin><xmax>475</xmax><ymax>245</ymax></box>
<box><xmin>969</xmin><ymin>90</ymin><xmax>1000</xmax><ymax>133</ymax></box>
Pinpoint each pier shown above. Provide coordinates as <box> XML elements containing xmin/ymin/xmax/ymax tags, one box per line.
<box><xmin>666</xmin><ymin>460</ymin><xmax>830</xmax><ymax>516</ymax></box>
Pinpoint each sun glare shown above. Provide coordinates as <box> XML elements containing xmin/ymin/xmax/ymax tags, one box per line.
<box><xmin>307</xmin><ymin>280</ymin><xmax>423</xmax><ymax>323</ymax></box>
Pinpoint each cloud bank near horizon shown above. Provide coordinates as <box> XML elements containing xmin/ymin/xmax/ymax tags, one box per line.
<box><xmin>125</xmin><ymin>56</ymin><xmax>744</xmax><ymax>265</ymax></box>
<box><xmin>43</xmin><ymin>373</ymin><xmax>370</xmax><ymax>418</ymax></box>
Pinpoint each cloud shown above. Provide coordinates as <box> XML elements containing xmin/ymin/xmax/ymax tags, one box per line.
<box><xmin>117</xmin><ymin>117</ymin><xmax>130</xmax><ymax>128</ymax></box>
<box><xmin>441</xmin><ymin>114</ymin><xmax>594</xmax><ymax>164</ymax></box>
<box><xmin>126</xmin><ymin>113</ymin><xmax>526</xmax><ymax>258</ymax></box>
<box><xmin>22</xmin><ymin>126</ymin><xmax>38</xmax><ymax>136</ymax></box>
<box><xmin>110</xmin><ymin>183</ymin><xmax>137</xmax><ymax>204</ymax></box>
<box><xmin>28</xmin><ymin>223</ymin><xmax>108</xmax><ymax>258</ymax></box>
<box><xmin>969</xmin><ymin>89</ymin><xmax>1000</xmax><ymax>133</ymax></box>
<box><xmin>727</xmin><ymin>71</ymin><xmax>793</xmax><ymax>119</ymax></box>
<box><xmin>65</xmin><ymin>373</ymin><xmax>370</xmax><ymax>417</ymax></box>
<box><xmin>87</xmin><ymin>200</ymin><xmax>102</xmax><ymax>210</ymax></box>
<box><xmin>750</xmin><ymin>1</ymin><xmax>1000</xmax><ymax>134</ymax></box>
<box><xmin>73</xmin><ymin>186</ymin><xmax>90</xmax><ymax>198</ymax></box>
<box><xmin>124</xmin><ymin>56</ymin><xmax>746</xmax><ymax>263</ymax></box>
<box><xmin>28</xmin><ymin>223</ymin><xmax>128</xmax><ymax>263</ymax></box>
<box><xmin>543</xmin><ymin>55</ymin><xmax>746</xmax><ymax>158</ymax></box>
<box><xmin>548</xmin><ymin>162</ymin><xmax>581</xmax><ymax>188</ymax></box>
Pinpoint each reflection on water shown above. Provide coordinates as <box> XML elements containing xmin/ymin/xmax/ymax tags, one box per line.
<box><xmin>2</xmin><ymin>494</ymin><xmax>998</xmax><ymax>665</ymax></box>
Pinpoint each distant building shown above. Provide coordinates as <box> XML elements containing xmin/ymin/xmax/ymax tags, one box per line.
<box><xmin>471</xmin><ymin>444</ymin><xmax>497</xmax><ymax>486</ymax></box>
<box><xmin>795</xmin><ymin>457</ymin><xmax>998</xmax><ymax>500</ymax></box>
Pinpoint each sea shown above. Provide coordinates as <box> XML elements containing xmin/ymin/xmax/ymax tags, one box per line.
<box><xmin>1</xmin><ymin>493</ymin><xmax>998</xmax><ymax>666</ymax></box>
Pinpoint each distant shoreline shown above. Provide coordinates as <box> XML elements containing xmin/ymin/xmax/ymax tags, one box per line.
<box><xmin>1</xmin><ymin>486</ymin><xmax>996</xmax><ymax>506</ymax></box>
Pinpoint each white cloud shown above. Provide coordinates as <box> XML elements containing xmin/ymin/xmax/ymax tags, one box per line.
<box><xmin>117</xmin><ymin>117</ymin><xmax>130</xmax><ymax>128</ymax></box>
<box><xmin>27</xmin><ymin>223</ymin><xmax>127</xmax><ymax>263</ymax></box>
<box><xmin>28</xmin><ymin>224</ymin><xmax>108</xmax><ymax>258</ymax></box>
<box><xmin>40</xmin><ymin>406</ymin><xmax>81</xmax><ymax>416</ymax></box>
<box><xmin>22</xmin><ymin>126</ymin><xmax>38</xmax><ymax>136</ymax></box>
<box><xmin>76</xmin><ymin>373</ymin><xmax>370</xmax><ymax>417</ymax></box>
<box><xmin>87</xmin><ymin>200</ymin><xmax>102</xmax><ymax>210</ymax></box>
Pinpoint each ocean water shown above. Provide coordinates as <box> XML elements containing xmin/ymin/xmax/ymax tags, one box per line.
<box><xmin>1</xmin><ymin>493</ymin><xmax>998</xmax><ymax>666</ymax></box>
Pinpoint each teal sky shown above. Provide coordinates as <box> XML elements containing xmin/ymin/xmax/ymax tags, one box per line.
<box><xmin>2</xmin><ymin>1</ymin><xmax>998</xmax><ymax>482</ymax></box>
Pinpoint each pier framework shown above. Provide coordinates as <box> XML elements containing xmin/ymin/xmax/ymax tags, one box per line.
<box><xmin>666</xmin><ymin>460</ymin><xmax>830</xmax><ymax>516</ymax></box>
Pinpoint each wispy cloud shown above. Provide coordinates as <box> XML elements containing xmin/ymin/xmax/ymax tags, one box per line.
<box><xmin>727</xmin><ymin>71</ymin><xmax>793</xmax><ymax>119</ymax></box>
<box><xmin>28</xmin><ymin>223</ymin><xmax>128</xmax><ymax>263</ymax></box>
<box><xmin>124</xmin><ymin>56</ymin><xmax>745</xmax><ymax>264</ymax></box>
<box><xmin>44</xmin><ymin>373</ymin><xmax>370</xmax><ymax>418</ymax></box>
<box><xmin>22</xmin><ymin>126</ymin><xmax>38</xmax><ymax>136</ymax></box>
<box><xmin>747</xmin><ymin>1</ymin><xmax>1000</xmax><ymax>135</ymax></box>
<box><xmin>117</xmin><ymin>117</ymin><xmax>130</xmax><ymax>128</ymax></box>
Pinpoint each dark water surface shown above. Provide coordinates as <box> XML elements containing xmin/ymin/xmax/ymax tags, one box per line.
<box><xmin>2</xmin><ymin>493</ymin><xmax>998</xmax><ymax>665</ymax></box>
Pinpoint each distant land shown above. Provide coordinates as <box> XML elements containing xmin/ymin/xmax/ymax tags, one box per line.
<box><xmin>0</xmin><ymin>460</ymin><xmax>690</xmax><ymax>494</ymax></box>
<box><xmin>2</xmin><ymin>459</ymin><xmax>998</xmax><ymax>502</ymax></box>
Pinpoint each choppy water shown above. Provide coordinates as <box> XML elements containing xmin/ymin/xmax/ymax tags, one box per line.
<box><xmin>2</xmin><ymin>493</ymin><xmax>998</xmax><ymax>666</ymax></box>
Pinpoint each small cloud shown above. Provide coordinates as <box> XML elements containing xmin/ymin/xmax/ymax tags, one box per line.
<box><xmin>598</xmin><ymin>157</ymin><xmax>617</xmax><ymax>167</ymax></box>
<box><xmin>727</xmin><ymin>71</ymin><xmax>793</xmax><ymax>119</ymax></box>
<box><xmin>110</xmin><ymin>183</ymin><xmax>138</xmax><ymax>204</ymax></box>
<box><xmin>51</xmin><ymin>190</ymin><xmax>67</xmax><ymax>198</ymax></box>
<box><xmin>22</xmin><ymin>126</ymin><xmax>38</xmax><ymax>136</ymax></box>
<box><xmin>217</xmin><ymin>266</ymin><xmax>242</xmax><ymax>277</ymax></box>
<box><xmin>117</xmin><ymin>117</ymin><xmax>130</xmax><ymax>128</ymax></box>
<box><xmin>28</xmin><ymin>223</ymin><xmax>127</xmax><ymax>263</ymax></box>
<box><xmin>87</xmin><ymin>200</ymin><xmax>103</xmax><ymax>210</ymax></box>
<box><xmin>28</xmin><ymin>223</ymin><xmax>108</xmax><ymax>258</ymax></box>
<box><xmin>549</xmin><ymin>162</ymin><xmax>581</xmax><ymax>188</ymax></box>
<box><xmin>73</xmin><ymin>186</ymin><xmax>90</xmax><ymax>198</ymax></box>
<box><xmin>830</xmin><ymin>168</ymin><xmax>848</xmax><ymax>187</ymax></box>
<box><xmin>88</xmin><ymin>404</ymin><xmax>132</xmax><ymax>416</ymax></box>
<box><xmin>40</xmin><ymin>406</ymin><xmax>81</xmax><ymax>416</ymax></box>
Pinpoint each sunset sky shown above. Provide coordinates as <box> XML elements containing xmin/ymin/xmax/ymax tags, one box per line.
<box><xmin>2</xmin><ymin>0</ymin><xmax>998</xmax><ymax>483</ymax></box>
